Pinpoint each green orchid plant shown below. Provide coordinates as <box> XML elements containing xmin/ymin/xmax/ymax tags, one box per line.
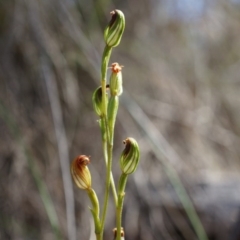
<box><xmin>71</xmin><ymin>10</ymin><xmax>140</xmax><ymax>240</ymax></box>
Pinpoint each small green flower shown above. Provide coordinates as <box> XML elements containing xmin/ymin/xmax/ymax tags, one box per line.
<box><xmin>71</xmin><ymin>155</ymin><xmax>91</xmax><ymax>190</ymax></box>
<box><xmin>104</xmin><ymin>10</ymin><xmax>125</xmax><ymax>48</ymax></box>
<box><xmin>109</xmin><ymin>62</ymin><xmax>123</xmax><ymax>97</ymax></box>
<box><xmin>120</xmin><ymin>138</ymin><xmax>140</xmax><ymax>175</ymax></box>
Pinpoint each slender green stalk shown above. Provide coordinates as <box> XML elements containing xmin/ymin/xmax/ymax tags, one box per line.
<box><xmin>116</xmin><ymin>174</ymin><xmax>128</xmax><ymax>240</ymax></box>
<box><xmin>100</xmin><ymin>118</ymin><xmax>118</xmax><ymax>205</ymax></box>
<box><xmin>103</xmin><ymin>139</ymin><xmax>118</xmax><ymax>205</ymax></box>
<box><xmin>101</xmin><ymin>45</ymin><xmax>112</xmax><ymax>118</ymax></box>
<box><xmin>87</xmin><ymin>188</ymin><xmax>101</xmax><ymax>236</ymax></box>
<box><xmin>100</xmin><ymin>123</ymin><xmax>114</xmax><ymax>238</ymax></box>
<box><xmin>100</xmin><ymin>44</ymin><xmax>116</xmax><ymax>239</ymax></box>
<box><xmin>96</xmin><ymin>234</ymin><xmax>101</xmax><ymax>240</ymax></box>
<box><xmin>100</xmin><ymin>93</ymin><xmax>119</xmax><ymax>239</ymax></box>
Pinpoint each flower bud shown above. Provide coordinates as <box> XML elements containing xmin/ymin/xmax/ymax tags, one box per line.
<box><xmin>109</xmin><ymin>62</ymin><xmax>123</xmax><ymax>96</ymax></box>
<box><xmin>113</xmin><ymin>228</ymin><xmax>125</xmax><ymax>240</ymax></box>
<box><xmin>120</xmin><ymin>138</ymin><xmax>140</xmax><ymax>175</ymax></box>
<box><xmin>71</xmin><ymin>155</ymin><xmax>91</xmax><ymax>190</ymax></box>
<box><xmin>92</xmin><ymin>85</ymin><xmax>109</xmax><ymax>117</ymax></box>
<box><xmin>104</xmin><ymin>10</ymin><xmax>125</xmax><ymax>47</ymax></box>
<box><xmin>92</xmin><ymin>86</ymin><xmax>103</xmax><ymax>117</ymax></box>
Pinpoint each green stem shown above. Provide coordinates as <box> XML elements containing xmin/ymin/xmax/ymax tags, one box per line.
<box><xmin>100</xmin><ymin>44</ymin><xmax>115</xmax><ymax>239</ymax></box>
<box><xmin>100</xmin><ymin>127</ymin><xmax>113</xmax><ymax>237</ymax></box>
<box><xmin>116</xmin><ymin>174</ymin><xmax>128</xmax><ymax>240</ymax></box>
<box><xmin>96</xmin><ymin>233</ymin><xmax>101</xmax><ymax>240</ymax></box>
<box><xmin>101</xmin><ymin>45</ymin><xmax>112</xmax><ymax>119</ymax></box>
<box><xmin>103</xmin><ymin>140</ymin><xmax>118</xmax><ymax>205</ymax></box>
<box><xmin>100</xmin><ymin>118</ymin><xmax>118</xmax><ymax>206</ymax></box>
<box><xmin>87</xmin><ymin>188</ymin><xmax>101</xmax><ymax>235</ymax></box>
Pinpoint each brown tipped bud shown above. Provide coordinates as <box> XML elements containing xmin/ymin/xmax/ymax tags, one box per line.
<box><xmin>109</xmin><ymin>62</ymin><xmax>123</xmax><ymax>96</ymax></box>
<box><xmin>113</xmin><ymin>228</ymin><xmax>125</xmax><ymax>240</ymax></box>
<box><xmin>120</xmin><ymin>138</ymin><xmax>140</xmax><ymax>175</ymax></box>
<box><xmin>71</xmin><ymin>155</ymin><xmax>91</xmax><ymax>190</ymax></box>
<box><xmin>104</xmin><ymin>10</ymin><xmax>125</xmax><ymax>47</ymax></box>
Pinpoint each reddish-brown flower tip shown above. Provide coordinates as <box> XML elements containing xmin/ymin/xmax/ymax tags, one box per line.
<box><xmin>109</xmin><ymin>62</ymin><xmax>123</xmax><ymax>96</ymax></box>
<box><xmin>71</xmin><ymin>155</ymin><xmax>91</xmax><ymax>190</ymax></box>
<box><xmin>110</xmin><ymin>62</ymin><xmax>123</xmax><ymax>73</ymax></box>
<box><xmin>77</xmin><ymin>155</ymin><xmax>90</xmax><ymax>166</ymax></box>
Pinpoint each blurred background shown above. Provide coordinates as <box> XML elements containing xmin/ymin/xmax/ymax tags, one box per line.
<box><xmin>1</xmin><ymin>0</ymin><xmax>240</xmax><ymax>239</ymax></box>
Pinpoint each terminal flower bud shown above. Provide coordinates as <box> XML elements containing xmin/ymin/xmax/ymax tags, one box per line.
<box><xmin>120</xmin><ymin>138</ymin><xmax>140</xmax><ymax>175</ymax></box>
<box><xmin>109</xmin><ymin>62</ymin><xmax>123</xmax><ymax>96</ymax></box>
<box><xmin>71</xmin><ymin>155</ymin><xmax>91</xmax><ymax>190</ymax></box>
<box><xmin>104</xmin><ymin>10</ymin><xmax>125</xmax><ymax>47</ymax></box>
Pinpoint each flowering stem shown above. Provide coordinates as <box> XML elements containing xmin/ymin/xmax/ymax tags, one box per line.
<box><xmin>96</xmin><ymin>234</ymin><xmax>101</xmax><ymax>240</ymax></box>
<box><xmin>101</xmin><ymin>45</ymin><xmax>112</xmax><ymax>119</ymax></box>
<box><xmin>100</xmin><ymin>44</ymin><xmax>118</xmax><ymax>239</ymax></box>
<box><xmin>116</xmin><ymin>174</ymin><xmax>128</xmax><ymax>240</ymax></box>
<box><xmin>100</xmin><ymin>118</ymin><xmax>118</xmax><ymax>205</ymax></box>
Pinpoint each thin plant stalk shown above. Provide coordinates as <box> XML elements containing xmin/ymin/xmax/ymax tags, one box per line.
<box><xmin>87</xmin><ymin>188</ymin><xmax>101</xmax><ymax>239</ymax></box>
<box><xmin>100</xmin><ymin>45</ymin><xmax>116</xmax><ymax>239</ymax></box>
<box><xmin>100</xmin><ymin>118</ymin><xmax>118</xmax><ymax>205</ymax></box>
<box><xmin>116</xmin><ymin>174</ymin><xmax>128</xmax><ymax>240</ymax></box>
<box><xmin>101</xmin><ymin>45</ymin><xmax>112</xmax><ymax>119</ymax></box>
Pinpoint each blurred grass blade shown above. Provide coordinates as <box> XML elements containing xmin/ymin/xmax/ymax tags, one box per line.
<box><xmin>41</xmin><ymin>57</ymin><xmax>77</xmax><ymax>240</ymax></box>
<box><xmin>0</xmin><ymin>100</ymin><xmax>62</xmax><ymax>240</ymax></box>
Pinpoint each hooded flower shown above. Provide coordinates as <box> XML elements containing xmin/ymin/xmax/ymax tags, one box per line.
<box><xmin>71</xmin><ymin>155</ymin><xmax>91</xmax><ymax>190</ymax></box>
<box><xmin>120</xmin><ymin>138</ymin><xmax>140</xmax><ymax>175</ymax></box>
<box><xmin>104</xmin><ymin>10</ymin><xmax>125</xmax><ymax>47</ymax></box>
